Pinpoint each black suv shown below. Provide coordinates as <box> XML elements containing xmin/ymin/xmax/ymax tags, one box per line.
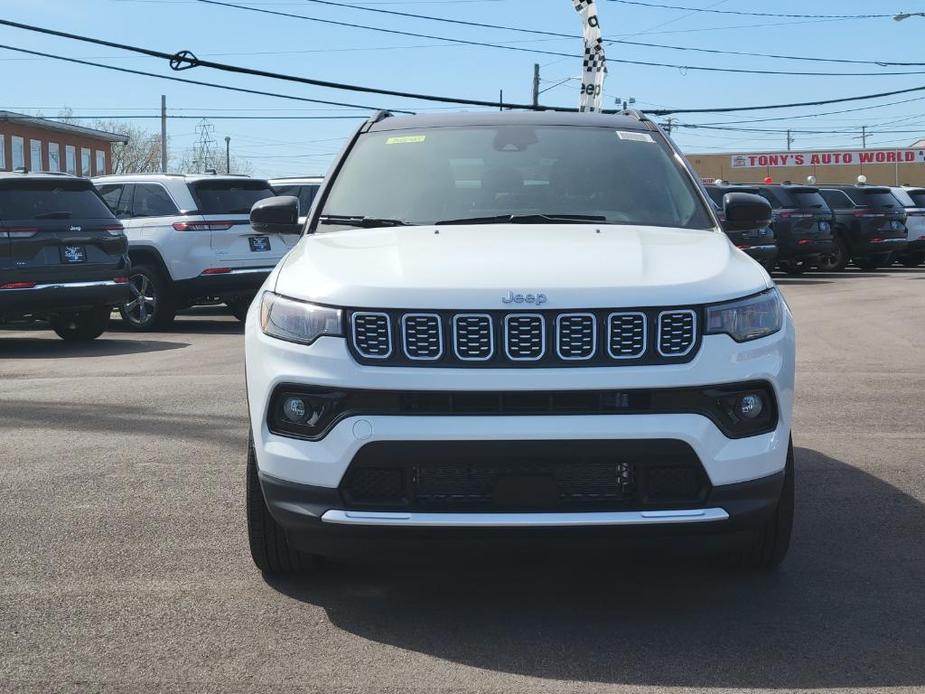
<box><xmin>748</xmin><ymin>184</ymin><xmax>834</xmax><ymax>274</ymax></box>
<box><xmin>818</xmin><ymin>185</ymin><xmax>908</xmax><ymax>271</ymax></box>
<box><xmin>0</xmin><ymin>173</ymin><xmax>130</xmax><ymax>340</ymax></box>
<box><xmin>705</xmin><ymin>184</ymin><xmax>777</xmax><ymax>269</ymax></box>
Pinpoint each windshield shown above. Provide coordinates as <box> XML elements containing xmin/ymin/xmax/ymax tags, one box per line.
<box><xmin>190</xmin><ymin>179</ymin><xmax>274</xmax><ymax>215</ymax></box>
<box><xmin>319</xmin><ymin>125</ymin><xmax>712</xmax><ymax>230</ymax></box>
<box><xmin>0</xmin><ymin>180</ymin><xmax>114</xmax><ymax>221</ymax></box>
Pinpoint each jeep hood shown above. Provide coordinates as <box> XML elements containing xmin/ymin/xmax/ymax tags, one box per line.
<box><xmin>274</xmin><ymin>224</ymin><xmax>771</xmax><ymax>309</ymax></box>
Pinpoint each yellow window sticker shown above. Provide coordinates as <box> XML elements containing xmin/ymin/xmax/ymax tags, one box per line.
<box><xmin>386</xmin><ymin>135</ymin><xmax>427</xmax><ymax>145</ymax></box>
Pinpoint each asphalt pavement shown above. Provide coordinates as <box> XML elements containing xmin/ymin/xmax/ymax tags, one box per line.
<box><xmin>1</xmin><ymin>268</ymin><xmax>924</xmax><ymax>694</ymax></box>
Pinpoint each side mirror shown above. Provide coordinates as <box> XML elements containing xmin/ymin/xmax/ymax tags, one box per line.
<box><xmin>723</xmin><ymin>192</ymin><xmax>772</xmax><ymax>231</ymax></box>
<box><xmin>250</xmin><ymin>196</ymin><xmax>302</xmax><ymax>234</ymax></box>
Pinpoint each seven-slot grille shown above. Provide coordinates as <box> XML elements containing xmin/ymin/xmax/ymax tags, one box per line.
<box><xmin>402</xmin><ymin>314</ymin><xmax>442</xmax><ymax>360</ymax></box>
<box><xmin>657</xmin><ymin>310</ymin><xmax>697</xmax><ymax>356</ymax></box>
<box><xmin>349</xmin><ymin>309</ymin><xmax>700</xmax><ymax>366</ymax></box>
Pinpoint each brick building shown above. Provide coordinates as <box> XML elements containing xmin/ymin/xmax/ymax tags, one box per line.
<box><xmin>0</xmin><ymin>111</ymin><xmax>127</xmax><ymax>177</ymax></box>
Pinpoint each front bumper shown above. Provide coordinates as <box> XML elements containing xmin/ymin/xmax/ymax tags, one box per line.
<box><xmin>259</xmin><ymin>467</ymin><xmax>784</xmax><ymax>557</ymax></box>
<box><xmin>172</xmin><ymin>267</ymin><xmax>273</xmax><ymax>299</ymax></box>
<box><xmin>246</xmin><ymin>308</ymin><xmax>796</xmax><ymax>491</ymax></box>
<box><xmin>0</xmin><ymin>278</ymin><xmax>130</xmax><ymax>315</ymax></box>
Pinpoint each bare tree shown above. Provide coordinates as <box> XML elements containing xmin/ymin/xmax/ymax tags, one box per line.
<box><xmin>172</xmin><ymin>146</ymin><xmax>254</xmax><ymax>176</ymax></box>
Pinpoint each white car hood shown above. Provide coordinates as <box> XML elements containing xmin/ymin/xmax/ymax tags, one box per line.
<box><xmin>274</xmin><ymin>224</ymin><xmax>771</xmax><ymax>309</ymax></box>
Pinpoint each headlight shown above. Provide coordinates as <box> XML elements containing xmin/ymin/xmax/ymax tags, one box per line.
<box><xmin>259</xmin><ymin>291</ymin><xmax>343</xmax><ymax>345</ymax></box>
<box><xmin>705</xmin><ymin>288</ymin><xmax>783</xmax><ymax>342</ymax></box>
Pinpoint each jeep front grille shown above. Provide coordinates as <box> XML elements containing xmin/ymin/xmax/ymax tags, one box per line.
<box><xmin>657</xmin><ymin>310</ymin><xmax>697</xmax><ymax>357</ymax></box>
<box><xmin>347</xmin><ymin>308</ymin><xmax>701</xmax><ymax>367</ymax></box>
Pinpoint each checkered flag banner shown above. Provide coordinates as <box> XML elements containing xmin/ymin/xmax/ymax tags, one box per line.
<box><xmin>573</xmin><ymin>0</ymin><xmax>607</xmax><ymax>112</ymax></box>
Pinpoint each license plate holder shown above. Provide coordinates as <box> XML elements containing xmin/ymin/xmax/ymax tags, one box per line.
<box><xmin>249</xmin><ymin>236</ymin><xmax>271</xmax><ymax>252</ymax></box>
<box><xmin>61</xmin><ymin>245</ymin><xmax>86</xmax><ymax>263</ymax></box>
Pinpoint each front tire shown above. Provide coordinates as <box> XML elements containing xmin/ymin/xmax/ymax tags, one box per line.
<box><xmin>246</xmin><ymin>434</ymin><xmax>318</xmax><ymax>575</ymax></box>
<box><xmin>855</xmin><ymin>257</ymin><xmax>881</xmax><ymax>271</ymax></box>
<box><xmin>779</xmin><ymin>259</ymin><xmax>808</xmax><ymax>276</ymax></box>
<box><xmin>729</xmin><ymin>438</ymin><xmax>794</xmax><ymax>571</ymax></box>
<box><xmin>50</xmin><ymin>306</ymin><xmax>111</xmax><ymax>341</ymax></box>
<box><xmin>119</xmin><ymin>264</ymin><xmax>175</xmax><ymax>331</ymax></box>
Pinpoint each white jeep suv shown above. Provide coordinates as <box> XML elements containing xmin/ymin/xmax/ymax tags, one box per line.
<box><xmin>244</xmin><ymin>111</ymin><xmax>795</xmax><ymax>574</ymax></box>
<box><xmin>93</xmin><ymin>173</ymin><xmax>299</xmax><ymax>329</ymax></box>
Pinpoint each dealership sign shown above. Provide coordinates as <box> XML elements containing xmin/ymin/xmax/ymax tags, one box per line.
<box><xmin>731</xmin><ymin>150</ymin><xmax>925</xmax><ymax>168</ymax></box>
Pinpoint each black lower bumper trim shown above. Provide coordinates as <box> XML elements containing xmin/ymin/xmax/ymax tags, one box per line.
<box><xmin>0</xmin><ymin>282</ymin><xmax>130</xmax><ymax>315</ymax></box>
<box><xmin>259</xmin><ymin>468</ymin><xmax>784</xmax><ymax>558</ymax></box>
<box><xmin>173</xmin><ymin>270</ymin><xmax>271</xmax><ymax>299</ymax></box>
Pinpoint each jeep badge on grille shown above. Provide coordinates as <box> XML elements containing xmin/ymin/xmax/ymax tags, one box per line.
<box><xmin>502</xmin><ymin>291</ymin><xmax>548</xmax><ymax>306</ymax></box>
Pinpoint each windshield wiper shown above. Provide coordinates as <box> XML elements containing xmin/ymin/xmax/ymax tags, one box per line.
<box><xmin>318</xmin><ymin>214</ymin><xmax>410</xmax><ymax>228</ymax></box>
<box><xmin>34</xmin><ymin>211</ymin><xmax>73</xmax><ymax>219</ymax></box>
<box><xmin>435</xmin><ymin>213</ymin><xmax>607</xmax><ymax>225</ymax></box>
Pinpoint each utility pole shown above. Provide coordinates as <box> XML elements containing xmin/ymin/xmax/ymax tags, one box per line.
<box><xmin>786</xmin><ymin>129</ymin><xmax>794</xmax><ymax>151</ymax></box>
<box><xmin>499</xmin><ymin>89</ymin><xmax>503</xmax><ymax>111</ymax></box>
<box><xmin>225</xmin><ymin>136</ymin><xmax>231</xmax><ymax>174</ymax></box>
<box><xmin>861</xmin><ymin>125</ymin><xmax>867</xmax><ymax>149</ymax></box>
<box><xmin>663</xmin><ymin>117</ymin><xmax>675</xmax><ymax>137</ymax></box>
<box><xmin>160</xmin><ymin>95</ymin><xmax>167</xmax><ymax>173</ymax></box>
<box><xmin>532</xmin><ymin>63</ymin><xmax>540</xmax><ymax>109</ymax></box>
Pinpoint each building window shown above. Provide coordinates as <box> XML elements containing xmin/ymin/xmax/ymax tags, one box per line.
<box><xmin>81</xmin><ymin>147</ymin><xmax>91</xmax><ymax>177</ymax></box>
<box><xmin>95</xmin><ymin>150</ymin><xmax>106</xmax><ymax>176</ymax></box>
<box><xmin>65</xmin><ymin>145</ymin><xmax>76</xmax><ymax>175</ymax></box>
<box><xmin>0</xmin><ymin>135</ymin><xmax>5</xmax><ymax>170</ymax></box>
<box><xmin>48</xmin><ymin>143</ymin><xmax>61</xmax><ymax>172</ymax></box>
<box><xmin>30</xmin><ymin>139</ymin><xmax>43</xmax><ymax>171</ymax></box>
<box><xmin>12</xmin><ymin>136</ymin><xmax>25</xmax><ymax>170</ymax></box>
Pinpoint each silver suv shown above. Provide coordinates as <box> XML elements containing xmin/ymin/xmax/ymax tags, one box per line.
<box><xmin>93</xmin><ymin>173</ymin><xmax>300</xmax><ymax>329</ymax></box>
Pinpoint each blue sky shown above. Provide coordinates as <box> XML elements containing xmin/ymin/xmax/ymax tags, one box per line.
<box><xmin>4</xmin><ymin>0</ymin><xmax>925</xmax><ymax>177</ymax></box>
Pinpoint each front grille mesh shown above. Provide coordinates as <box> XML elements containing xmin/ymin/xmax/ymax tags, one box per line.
<box><xmin>658</xmin><ymin>311</ymin><xmax>696</xmax><ymax>356</ymax></box>
<box><xmin>348</xmin><ymin>309</ymin><xmax>700</xmax><ymax>366</ymax></box>
<box><xmin>402</xmin><ymin>314</ymin><xmax>442</xmax><ymax>360</ymax></box>
<box><xmin>453</xmin><ymin>314</ymin><xmax>493</xmax><ymax>360</ymax></box>
<box><xmin>608</xmin><ymin>312</ymin><xmax>646</xmax><ymax>358</ymax></box>
<box><xmin>505</xmin><ymin>314</ymin><xmax>545</xmax><ymax>360</ymax></box>
<box><xmin>352</xmin><ymin>313</ymin><xmax>391</xmax><ymax>358</ymax></box>
<box><xmin>557</xmin><ymin>314</ymin><xmax>596</xmax><ymax>360</ymax></box>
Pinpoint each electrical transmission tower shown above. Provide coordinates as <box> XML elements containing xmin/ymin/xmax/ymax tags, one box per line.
<box><xmin>193</xmin><ymin>118</ymin><xmax>217</xmax><ymax>173</ymax></box>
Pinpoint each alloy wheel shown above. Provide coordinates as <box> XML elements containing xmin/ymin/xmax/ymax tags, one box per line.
<box><xmin>123</xmin><ymin>273</ymin><xmax>157</xmax><ymax>326</ymax></box>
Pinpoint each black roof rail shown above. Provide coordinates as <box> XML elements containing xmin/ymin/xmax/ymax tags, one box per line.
<box><xmin>361</xmin><ymin>110</ymin><xmax>394</xmax><ymax>132</ymax></box>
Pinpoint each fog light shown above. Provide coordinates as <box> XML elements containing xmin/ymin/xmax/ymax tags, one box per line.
<box><xmin>282</xmin><ymin>397</ymin><xmax>306</xmax><ymax>422</ymax></box>
<box><xmin>738</xmin><ymin>394</ymin><xmax>764</xmax><ymax>419</ymax></box>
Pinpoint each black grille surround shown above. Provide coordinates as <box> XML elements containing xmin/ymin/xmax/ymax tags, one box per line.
<box><xmin>346</xmin><ymin>306</ymin><xmax>702</xmax><ymax>368</ymax></box>
<box><xmin>340</xmin><ymin>439</ymin><xmax>710</xmax><ymax>513</ymax></box>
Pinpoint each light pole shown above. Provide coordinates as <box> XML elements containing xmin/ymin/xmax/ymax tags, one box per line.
<box><xmin>894</xmin><ymin>12</ymin><xmax>925</xmax><ymax>21</ymax></box>
<box><xmin>224</xmin><ymin>136</ymin><xmax>231</xmax><ymax>174</ymax></box>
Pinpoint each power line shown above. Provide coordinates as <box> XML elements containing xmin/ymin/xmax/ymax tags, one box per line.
<box><xmin>648</xmin><ymin>84</ymin><xmax>925</xmax><ymax>116</ymax></box>
<box><xmin>0</xmin><ymin>19</ymin><xmax>550</xmax><ymax>110</ymax></box>
<box><xmin>0</xmin><ymin>43</ymin><xmax>413</xmax><ymax>113</ymax></box>
<box><xmin>189</xmin><ymin>0</ymin><xmax>925</xmax><ymax>77</ymax></box>
<box><xmin>605</xmin><ymin>1</ymin><xmax>891</xmax><ymax>20</ymax></box>
<box><xmin>300</xmin><ymin>0</ymin><xmax>925</xmax><ymax>68</ymax></box>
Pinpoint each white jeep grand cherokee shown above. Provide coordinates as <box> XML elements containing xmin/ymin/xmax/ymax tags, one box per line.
<box><xmin>244</xmin><ymin>111</ymin><xmax>795</xmax><ymax>574</ymax></box>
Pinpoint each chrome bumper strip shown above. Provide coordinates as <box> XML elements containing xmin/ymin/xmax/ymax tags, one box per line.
<box><xmin>320</xmin><ymin>507</ymin><xmax>729</xmax><ymax>527</ymax></box>
<box><xmin>0</xmin><ymin>279</ymin><xmax>124</xmax><ymax>292</ymax></box>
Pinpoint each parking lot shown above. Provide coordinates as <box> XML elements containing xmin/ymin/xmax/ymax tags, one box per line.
<box><xmin>0</xmin><ymin>267</ymin><xmax>921</xmax><ymax>693</ymax></box>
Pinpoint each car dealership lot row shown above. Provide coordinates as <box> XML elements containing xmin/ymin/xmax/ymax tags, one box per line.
<box><xmin>1</xmin><ymin>267</ymin><xmax>923</xmax><ymax>694</ymax></box>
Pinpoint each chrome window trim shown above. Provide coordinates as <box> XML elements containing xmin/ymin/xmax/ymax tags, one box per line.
<box><xmin>452</xmin><ymin>313</ymin><xmax>494</xmax><ymax>361</ymax></box>
<box><xmin>503</xmin><ymin>312</ymin><xmax>546</xmax><ymax>362</ymax></box>
<box><xmin>606</xmin><ymin>311</ymin><xmax>648</xmax><ymax>360</ymax></box>
<box><xmin>656</xmin><ymin>309</ymin><xmax>697</xmax><ymax>357</ymax></box>
<box><xmin>555</xmin><ymin>312</ymin><xmax>597</xmax><ymax>361</ymax></box>
<box><xmin>351</xmin><ymin>311</ymin><xmax>393</xmax><ymax>359</ymax></box>
<box><xmin>401</xmin><ymin>312</ymin><xmax>443</xmax><ymax>361</ymax></box>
